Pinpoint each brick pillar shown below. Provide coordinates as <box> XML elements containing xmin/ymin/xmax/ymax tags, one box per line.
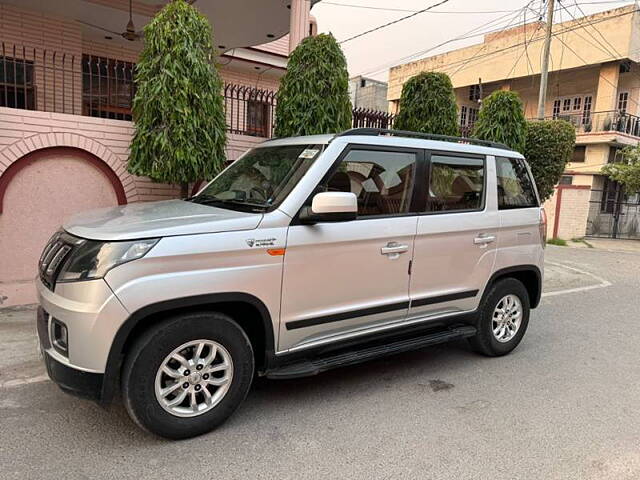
<box><xmin>289</xmin><ymin>0</ymin><xmax>311</xmax><ymax>53</ymax></box>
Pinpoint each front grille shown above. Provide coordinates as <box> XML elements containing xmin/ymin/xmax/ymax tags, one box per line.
<box><xmin>38</xmin><ymin>231</ymin><xmax>81</xmax><ymax>290</ymax></box>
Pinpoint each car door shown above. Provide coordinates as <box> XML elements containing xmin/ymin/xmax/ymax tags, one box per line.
<box><xmin>408</xmin><ymin>150</ymin><xmax>498</xmax><ymax>320</ymax></box>
<box><xmin>278</xmin><ymin>145</ymin><xmax>422</xmax><ymax>353</ymax></box>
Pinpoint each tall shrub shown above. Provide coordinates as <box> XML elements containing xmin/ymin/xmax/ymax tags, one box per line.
<box><xmin>524</xmin><ymin>120</ymin><xmax>576</xmax><ymax>201</ymax></box>
<box><xmin>473</xmin><ymin>90</ymin><xmax>526</xmax><ymax>152</ymax></box>
<box><xmin>602</xmin><ymin>145</ymin><xmax>640</xmax><ymax>194</ymax></box>
<box><xmin>128</xmin><ymin>0</ymin><xmax>226</xmax><ymax>197</ymax></box>
<box><xmin>394</xmin><ymin>72</ymin><xmax>459</xmax><ymax>136</ymax></box>
<box><xmin>275</xmin><ymin>34</ymin><xmax>352</xmax><ymax>137</ymax></box>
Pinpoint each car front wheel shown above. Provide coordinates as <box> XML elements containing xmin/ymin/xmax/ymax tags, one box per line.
<box><xmin>122</xmin><ymin>312</ymin><xmax>254</xmax><ymax>439</ymax></box>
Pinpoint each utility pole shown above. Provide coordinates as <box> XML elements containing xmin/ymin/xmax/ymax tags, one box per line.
<box><xmin>537</xmin><ymin>0</ymin><xmax>555</xmax><ymax>119</ymax></box>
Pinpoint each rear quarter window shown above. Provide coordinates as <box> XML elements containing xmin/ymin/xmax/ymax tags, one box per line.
<box><xmin>496</xmin><ymin>157</ymin><xmax>539</xmax><ymax>209</ymax></box>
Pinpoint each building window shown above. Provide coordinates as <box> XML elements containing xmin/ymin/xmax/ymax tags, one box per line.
<box><xmin>573</xmin><ymin>97</ymin><xmax>582</xmax><ymax>111</ymax></box>
<box><xmin>468</xmin><ymin>107</ymin><xmax>479</xmax><ymax>125</ymax></box>
<box><xmin>0</xmin><ymin>56</ymin><xmax>35</xmax><ymax>110</ymax></box>
<box><xmin>469</xmin><ymin>84</ymin><xmax>481</xmax><ymax>101</ymax></box>
<box><xmin>460</xmin><ymin>105</ymin><xmax>467</xmax><ymax>126</ymax></box>
<box><xmin>618</xmin><ymin>91</ymin><xmax>629</xmax><ymax>113</ymax></box>
<box><xmin>552</xmin><ymin>99</ymin><xmax>561</xmax><ymax>119</ymax></box>
<box><xmin>583</xmin><ymin>95</ymin><xmax>593</xmax><ymax>125</ymax></box>
<box><xmin>246</xmin><ymin>99</ymin><xmax>270</xmax><ymax>137</ymax></box>
<box><xmin>562</xmin><ymin>98</ymin><xmax>571</xmax><ymax>112</ymax></box>
<box><xmin>608</xmin><ymin>147</ymin><xmax>624</xmax><ymax>164</ymax></box>
<box><xmin>559</xmin><ymin>175</ymin><xmax>573</xmax><ymax>185</ymax></box>
<box><xmin>571</xmin><ymin>146</ymin><xmax>586</xmax><ymax>163</ymax></box>
<box><xmin>82</xmin><ymin>55</ymin><xmax>135</xmax><ymax>121</ymax></box>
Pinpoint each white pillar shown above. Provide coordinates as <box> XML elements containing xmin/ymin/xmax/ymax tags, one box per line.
<box><xmin>289</xmin><ymin>0</ymin><xmax>311</xmax><ymax>53</ymax></box>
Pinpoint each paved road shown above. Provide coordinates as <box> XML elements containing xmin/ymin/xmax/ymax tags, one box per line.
<box><xmin>1</xmin><ymin>246</ymin><xmax>639</xmax><ymax>480</ymax></box>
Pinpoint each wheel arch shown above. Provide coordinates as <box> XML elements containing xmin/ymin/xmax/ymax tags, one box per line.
<box><xmin>483</xmin><ymin>265</ymin><xmax>542</xmax><ymax>309</ymax></box>
<box><xmin>101</xmin><ymin>292</ymin><xmax>276</xmax><ymax>404</ymax></box>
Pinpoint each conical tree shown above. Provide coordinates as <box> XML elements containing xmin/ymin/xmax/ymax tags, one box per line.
<box><xmin>128</xmin><ymin>0</ymin><xmax>226</xmax><ymax>197</ymax></box>
<box><xmin>275</xmin><ymin>33</ymin><xmax>352</xmax><ymax>137</ymax></box>
<box><xmin>473</xmin><ymin>90</ymin><xmax>526</xmax><ymax>152</ymax></box>
<box><xmin>394</xmin><ymin>72</ymin><xmax>459</xmax><ymax>136</ymax></box>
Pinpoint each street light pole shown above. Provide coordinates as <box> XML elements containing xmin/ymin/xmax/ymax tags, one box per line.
<box><xmin>537</xmin><ymin>0</ymin><xmax>555</xmax><ymax>120</ymax></box>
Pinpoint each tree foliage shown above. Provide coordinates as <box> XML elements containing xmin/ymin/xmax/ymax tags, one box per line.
<box><xmin>602</xmin><ymin>145</ymin><xmax>640</xmax><ymax>194</ymax></box>
<box><xmin>275</xmin><ymin>34</ymin><xmax>352</xmax><ymax>138</ymax></box>
<box><xmin>128</xmin><ymin>0</ymin><xmax>226</xmax><ymax>195</ymax></box>
<box><xmin>473</xmin><ymin>90</ymin><xmax>526</xmax><ymax>152</ymax></box>
<box><xmin>524</xmin><ymin>120</ymin><xmax>576</xmax><ymax>201</ymax></box>
<box><xmin>394</xmin><ymin>72</ymin><xmax>459</xmax><ymax>136</ymax></box>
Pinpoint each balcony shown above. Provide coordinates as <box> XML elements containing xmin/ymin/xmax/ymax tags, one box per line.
<box><xmin>533</xmin><ymin>111</ymin><xmax>640</xmax><ymax>145</ymax></box>
<box><xmin>0</xmin><ymin>42</ymin><xmax>281</xmax><ymax>138</ymax></box>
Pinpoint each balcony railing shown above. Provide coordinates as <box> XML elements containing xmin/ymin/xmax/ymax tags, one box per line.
<box><xmin>539</xmin><ymin>110</ymin><xmax>640</xmax><ymax>137</ymax></box>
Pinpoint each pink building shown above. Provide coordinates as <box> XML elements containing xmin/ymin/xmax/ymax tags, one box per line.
<box><xmin>0</xmin><ymin>0</ymin><xmax>318</xmax><ymax>307</ymax></box>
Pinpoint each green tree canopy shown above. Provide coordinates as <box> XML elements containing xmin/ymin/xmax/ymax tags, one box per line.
<box><xmin>602</xmin><ymin>145</ymin><xmax>640</xmax><ymax>194</ymax></box>
<box><xmin>128</xmin><ymin>0</ymin><xmax>226</xmax><ymax>196</ymax></box>
<box><xmin>394</xmin><ymin>72</ymin><xmax>459</xmax><ymax>136</ymax></box>
<box><xmin>275</xmin><ymin>34</ymin><xmax>352</xmax><ymax>138</ymax></box>
<box><xmin>524</xmin><ymin>120</ymin><xmax>576</xmax><ymax>201</ymax></box>
<box><xmin>473</xmin><ymin>90</ymin><xmax>526</xmax><ymax>152</ymax></box>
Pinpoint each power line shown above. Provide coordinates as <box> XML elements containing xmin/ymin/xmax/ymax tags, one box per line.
<box><xmin>557</xmin><ymin>2</ymin><xmax>618</xmax><ymax>58</ymax></box>
<box><xmin>572</xmin><ymin>0</ymin><xmax>624</xmax><ymax>57</ymax></box>
<box><xmin>507</xmin><ymin>7</ymin><xmax>545</xmax><ymax>79</ymax></box>
<box><xmin>356</xmin><ymin>5</ymin><xmax>536</xmax><ymax>78</ymax></box>
<box><xmin>338</xmin><ymin>0</ymin><xmax>451</xmax><ymax>44</ymax></box>
<box><xmin>387</xmin><ymin>6</ymin><xmax>640</xmax><ymax>82</ymax></box>
<box><xmin>449</xmin><ymin>1</ymin><xmax>538</xmax><ymax>80</ymax></box>
<box><xmin>320</xmin><ymin>2</ymin><xmax>520</xmax><ymax>14</ymax></box>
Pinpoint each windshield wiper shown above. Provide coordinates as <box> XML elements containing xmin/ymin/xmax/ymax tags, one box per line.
<box><xmin>189</xmin><ymin>195</ymin><xmax>268</xmax><ymax>212</ymax></box>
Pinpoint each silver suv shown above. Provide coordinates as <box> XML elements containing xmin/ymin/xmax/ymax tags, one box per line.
<box><xmin>36</xmin><ymin>129</ymin><xmax>545</xmax><ymax>439</ymax></box>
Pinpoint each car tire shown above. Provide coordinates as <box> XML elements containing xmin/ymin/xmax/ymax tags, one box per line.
<box><xmin>122</xmin><ymin>312</ymin><xmax>254</xmax><ymax>440</ymax></box>
<box><xmin>468</xmin><ymin>278</ymin><xmax>530</xmax><ymax>357</ymax></box>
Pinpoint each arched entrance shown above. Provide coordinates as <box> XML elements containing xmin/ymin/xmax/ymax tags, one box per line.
<box><xmin>0</xmin><ymin>147</ymin><xmax>126</xmax><ymax>306</ymax></box>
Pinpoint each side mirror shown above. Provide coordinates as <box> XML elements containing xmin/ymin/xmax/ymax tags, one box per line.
<box><xmin>299</xmin><ymin>192</ymin><xmax>358</xmax><ymax>224</ymax></box>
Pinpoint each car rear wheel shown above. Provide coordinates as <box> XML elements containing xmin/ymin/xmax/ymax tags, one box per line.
<box><xmin>468</xmin><ymin>278</ymin><xmax>530</xmax><ymax>356</ymax></box>
<box><xmin>122</xmin><ymin>312</ymin><xmax>254</xmax><ymax>439</ymax></box>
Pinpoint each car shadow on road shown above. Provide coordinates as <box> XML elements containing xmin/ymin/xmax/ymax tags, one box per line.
<box><xmin>60</xmin><ymin>339</ymin><xmax>484</xmax><ymax>444</ymax></box>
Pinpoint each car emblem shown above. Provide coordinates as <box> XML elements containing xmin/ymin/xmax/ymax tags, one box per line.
<box><xmin>246</xmin><ymin>239</ymin><xmax>255</xmax><ymax>247</ymax></box>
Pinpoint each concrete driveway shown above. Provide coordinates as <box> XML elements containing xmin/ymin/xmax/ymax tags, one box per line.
<box><xmin>1</xmin><ymin>246</ymin><xmax>639</xmax><ymax>480</ymax></box>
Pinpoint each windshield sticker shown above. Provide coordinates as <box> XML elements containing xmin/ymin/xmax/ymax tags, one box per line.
<box><xmin>299</xmin><ymin>149</ymin><xmax>319</xmax><ymax>159</ymax></box>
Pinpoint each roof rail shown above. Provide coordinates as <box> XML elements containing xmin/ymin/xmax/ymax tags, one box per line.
<box><xmin>334</xmin><ymin>128</ymin><xmax>511</xmax><ymax>150</ymax></box>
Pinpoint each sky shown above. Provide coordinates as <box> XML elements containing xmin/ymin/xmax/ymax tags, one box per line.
<box><xmin>311</xmin><ymin>0</ymin><xmax>638</xmax><ymax>81</ymax></box>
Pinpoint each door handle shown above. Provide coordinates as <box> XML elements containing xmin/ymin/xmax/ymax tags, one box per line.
<box><xmin>474</xmin><ymin>234</ymin><xmax>496</xmax><ymax>245</ymax></box>
<box><xmin>381</xmin><ymin>242</ymin><xmax>409</xmax><ymax>256</ymax></box>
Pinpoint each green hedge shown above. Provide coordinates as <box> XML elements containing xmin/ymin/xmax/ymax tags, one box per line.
<box><xmin>524</xmin><ymin>120</ymin><xmax>576</xmax><ymax>201</ymax></box>
<box><xmin>473</xmin><ymin>90</ymin><xmax>526</xmax><ymax>152</ymax></box>
<box><xmin>394</xmin><ymin>72</ymin><xmax>459</xmax><ymax>136</ymax></box>
<box><xmin>275</xmin><ymin>34</ymin><xmax>352</xmax><ymax>138</ymax></box>
<box><xmin>128</xmin><ymin>0</ymin><xmax>226</xmax><ymax>195</ymax></box>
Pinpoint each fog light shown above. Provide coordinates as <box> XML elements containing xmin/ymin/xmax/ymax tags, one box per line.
<box><xmin>51</xmin><ymin>319</ymin><xmax>68</xmax><ymax>356</ymax></box>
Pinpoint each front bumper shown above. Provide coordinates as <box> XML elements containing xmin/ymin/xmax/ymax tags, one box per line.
<box><xmin>36</xmin><ymin>276</ymin><xmax>129</xmax><ymax>373</ymax></box>
<box><xmin>37</xmin><ymin>307</ymin><xmax>104</xmax><ymax>400</ymax></box>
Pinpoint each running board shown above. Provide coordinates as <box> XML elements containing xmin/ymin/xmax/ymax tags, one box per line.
<box><xmin>267</xmin><ymin>325</ymin><xmax>477</xmax><ymax>380</ymax></box>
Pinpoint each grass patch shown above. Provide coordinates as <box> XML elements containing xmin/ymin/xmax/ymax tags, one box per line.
<box><xmin>547</xmin><ymin>237</ymin><xmax>568</xmax><ymax>246</ymax></box>
<box><xmin>570</xmin><ymin>237</ymin><xmax>594</xmax><ymax>248</ymax></box>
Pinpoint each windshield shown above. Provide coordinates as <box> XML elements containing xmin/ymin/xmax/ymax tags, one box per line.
<box><xmin>190</xmin><ymin>144</ymin><xmax>323</xmax><ymax>212</ymax></box>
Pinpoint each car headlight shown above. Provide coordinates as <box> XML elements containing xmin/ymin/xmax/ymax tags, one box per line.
<box><xmin>57</xmin><ymin>238</ymin><xmax>159</xmax><ymax>282</ymax></box>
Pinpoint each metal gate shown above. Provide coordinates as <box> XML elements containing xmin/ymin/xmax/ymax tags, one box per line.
<box><xmin>587</xmin><ymin>187</ymin><xmax>640</xmax><ymax>239</ymax></box>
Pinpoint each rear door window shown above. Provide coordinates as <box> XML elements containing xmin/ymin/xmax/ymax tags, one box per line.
<box><xmin>496</xmin><ymin>157</ymin><xmax>539</xmax><ymax>209</ymax></box>
<box><xmin>425</xmin><ymin>154</ymin><xmax>485</xmax><ymax>213</ymax></box>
